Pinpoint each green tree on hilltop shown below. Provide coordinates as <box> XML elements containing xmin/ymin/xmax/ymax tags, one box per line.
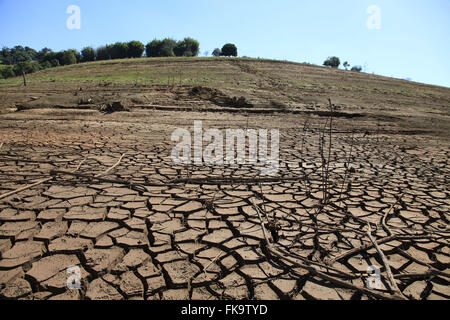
<box><xmin>221</xmin><ymin>43</ymin><xmax>237</xmax><ymax>57</ymax></box>
<box><xmin>174</xmin><ymin>38</ymin><xmax>200</xmax><ymax>57</ymax></box>
<box><xmin>81</xmin><ymin>47</ymin><xmax>95</xmax><ymax>62</ymax></box>
<box><xmin>323</xmin><ymin>56</ymin><xmax>340</xmax><ymax>68</ymax></box>
<box><xmin>110</xmin><ymin>42</ymin><xmax>129</xmax><ymax>59</ymax></box>
<box><xmin>59</xmin><ymin>50</ymin><xmax>77</xmax><ymax>65</ymax></box>
<box><xmin>127</xmin><ymin>41</ymin><xmax>145</xmax><ymax>58</ymax></box>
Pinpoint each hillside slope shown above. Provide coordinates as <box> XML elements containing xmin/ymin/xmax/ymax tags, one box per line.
<box><xmin>1</xmin><ymin>57</ymin><xmax>449</xmax><ymax>135</ymax></box>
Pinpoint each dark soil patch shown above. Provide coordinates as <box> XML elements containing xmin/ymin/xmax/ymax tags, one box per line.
<box><xmin>189</xmin><ymin>86</ymin><xmax>253</xmax><ymax>108</ymax></box>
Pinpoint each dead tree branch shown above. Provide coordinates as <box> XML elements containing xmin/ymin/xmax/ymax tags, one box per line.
<box><xmin>366</xmin><ymin>224</ymin><xmax>406</xmax><ymax>299</ymax></box>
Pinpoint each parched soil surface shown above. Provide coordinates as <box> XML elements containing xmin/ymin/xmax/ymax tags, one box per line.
<box><xmin>0</xmin><ymin>67</ymin><xmax>449</xmax><ymax>300</ymax></box>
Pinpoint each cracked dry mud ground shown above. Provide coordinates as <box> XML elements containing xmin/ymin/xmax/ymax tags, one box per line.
<box><xmin>0</xmin><ymin>109</ymin><xmax>448</xmax><ymax>301</ymax></box>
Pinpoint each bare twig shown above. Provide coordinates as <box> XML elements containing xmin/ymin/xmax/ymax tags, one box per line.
<box><xmin>258</xmin><ymin>182</ymin><xmax>273</xmax><ymax>224</ymax></box>
<box><xmin>73</xmin><ymin>156</ymin><xmax>89</xmax><ymax>172</ymax></box>
<box><xmin>203</xmin><ymin>252</ymin><xmax>223</xmax><ymax>274</ymax></box>
<box><xmin>330</xmin><ymin>234</ymin><xmax>433</xmax><ymax>263</ymax></box>
<box><xmin>0</xmin><ymin>157</ymin><xmax>54</xmax><ymax>164</ymax></box>
<box><xmin>0</xmin><ymin>177</ymin><xmax>53</xmax><ymax>201</ymax></box>
<box><xmin>337</xmin><ymin>130</ymin><xmax>355</xmax><ymax>203</ymax></box>
<box><xmin>396</xmin><ymin>249</ymin><xmax>450</xmax><ymax>279</ymax></box>
<box><xmin>95</xmin><ymin>153</ymin><xmax>126</xmax><ymax>177</ymax></box>
<box><xmin>323</xmin><ymin>98</ymin><xmax>334</xmax><ymax>204</ymax></box>
<box><xmin>394</xmin><ymin>269</ymin><xmax>441</xmax><ymax>279</ymax></box>
<box><xmin>318</xmin><ymin>119</ymin><xmax>327</xmax><ymax>204</ymax></box>
<box><xmin>392</xmin><ymin>271</ymin><xmax>437</xmax><ymax>280</ymax></box>
<box><xmin>300</xmin><ymin>118</ymin><xmax>309</xmax><ymax>156</ymax></box>
<box><xmin>382</xmin><ymin>194</ymin><xmax>403</xmax><ymax>236</ymax></box>
<box><xmin>50</xmin><ymin>170</ymin><xmax>154</xmax><ymax>191</ymax></box>
<box><xmin>252</xmin><ymin>199</ymin><xmax>272</xmax><ymax>245</ymax></box>
<box><xmin>366</xmin><ymin>224</ymin><xmax>406</xmax><ymax>299</ymax></box>
<box><xmin>273</xmin><ymin>245</ymin><xmax>359</xmax><ymax>279</ymax></box>
<box><xmin>169</xmin><ymin>175</ymin><xmax>308</xmax><ymax>185</ymax></box>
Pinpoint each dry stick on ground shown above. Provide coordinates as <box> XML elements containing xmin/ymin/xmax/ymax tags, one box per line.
<box><xmin>299</xmin><ymin>120</ymin><xmax>312</xmax><ymax>195</ymax></box>
<box><xmin>318</xmin><ymin>119</ymin><xmax>326</xmax><ymax>204</ymax></box>
<box><xmin>320</xmin><ymin>113</ymin><xmax>330</xmax><ymax>201</ymax></box>
<box><xmin>337</xmin><ymin>130</ymin><xmax>355</xmax><ymax>204</ymax></box>
<box><xmin>396</xmin><ymin>248</ymin><xmax>450</xmax><ymax>279</ymax></box>
<box><xmin>54</xmin><ymin>171</ymin><xmax>301</xmax><ymax>191</ymax></box>
<box><xmin>393</xmin><ymin>271</ymin><xmax>441</xmax><ymax>280</ymax></box>
<box><xmin>0</xmin><ymin>158</ymin><xmax>54</xmax><ymax>164</ymax></box>
<box><xmin>73</xmin><ymin>156</ymin><xmax>89</xmax><ymax>172</ymax></box>
<box><xmin>0</xmin><ymin>143</ymin><xmax>3</xmax><ymax>150</ymax></box>
<box><xmin>258</xmin><ymin>182</ymin><xmax>273</xmax><ymax>225</ymax></box>
<box><xmin>381</xmin><ymin>194</ymin><xmax>404</xmax><ymax>236</ymax></box>
<box><xmin>366</xmin><ymin>223</ymin><xmax>406</xmax><ymax>299</ymax></box>
<box><xmin>95</xmin><ymin>153</ymin><xmax>127</xmax><ymax>177</ymax></box>
<box><xmin>0</xmin><ymin>177</ymin><xmax>53</xmax><ymax>201</ymax></box>
<box><xmin>273</xmin><ymin>244</ymin><xmax>360</xmax><ymax>280</ymax></box>
<box><xmin>313</xmin><ymin>122</ymin><xmax>329</xmax><ymax>218</ymax></box>
<box><xmin>300</xmin><ymin>118</ymin><xmax>309</xmax><ymax>156</ymax></box>
<box><xmin>376</xmin><ymin>120</ymin><xmax>380</xmax><ymax>144</ymax></box>
<box><xmin>0</xmin><ymin>173</ymin><xmax>47</xmax><ymax>177</ymax></box>
<box><xmin>252</xmin><ymin>199</ymin><xmax>272</xmax><ymax>245</ymax></box>
<box><xmin>330</xmin><ymin>233</ymin><xmax>434</xmax><ymax>264</ymax></box>
<box><xmin>291</xmin><ymin>222</ymin><xmax>368</xmax><ymax>238</ymax></box>
<box><xmin>0</xmin><ymin>156</ymin><xmax>88</xmax><ymax>201</ymax></box>
<box><xmin>49</xmin><ymin>170</ymin><xmax>163</xmax><ymax>191</ymax></box>
<box><xmin>203</xmin><ymin>252</ymin><xmax>223</xmax><ymax>275</ymax></box>
<box><xmin>323</xmin><ymin>98</ymin><xmax>334</xmax><ymax>204</ymax></box>
<box><xmin>169</xmin><ymin>175</ymin><xmax>308</xmax><ymax>185</ymax></box>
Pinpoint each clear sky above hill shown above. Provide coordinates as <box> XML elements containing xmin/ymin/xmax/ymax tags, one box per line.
<box><xmin>1</xmin><ymin>0</ymin><xmax>449</xmax><ymax>87</ymax></box>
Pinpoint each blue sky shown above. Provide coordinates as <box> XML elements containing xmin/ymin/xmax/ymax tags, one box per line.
<box><xmin>0</xmin><ymin>0</ymin><xmax>449</xmax><ymax>87</ymax></box>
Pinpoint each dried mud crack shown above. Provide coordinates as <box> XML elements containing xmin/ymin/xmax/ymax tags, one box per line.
<box><xmin>0</xmin><ymin>105</ymin><xmax>448</xmax><ymax>301</ymax></box>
